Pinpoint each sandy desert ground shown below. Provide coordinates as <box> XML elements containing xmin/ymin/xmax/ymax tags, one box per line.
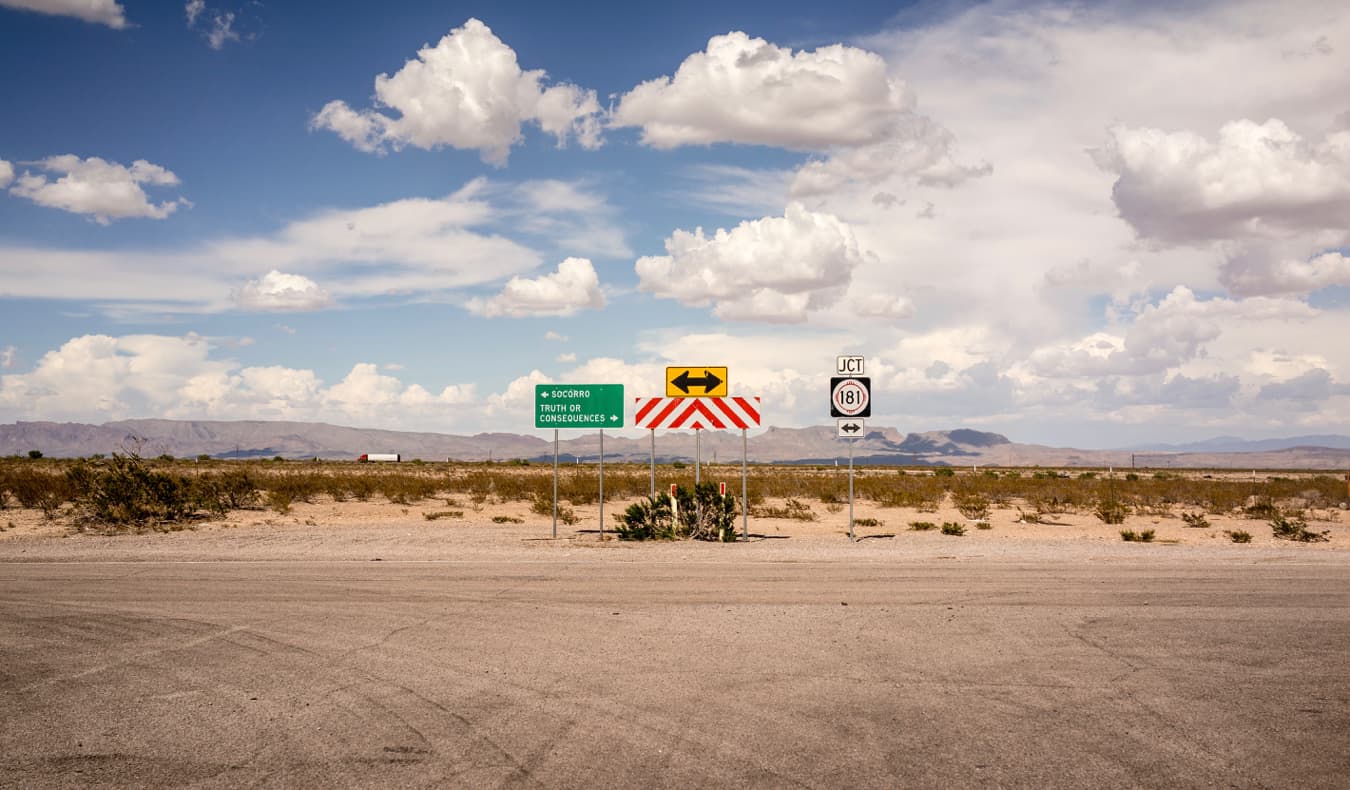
<box><xmin>2</xmin><ymin>492</ymin><xmax>1347</xmax><ymax>564</ymax></box>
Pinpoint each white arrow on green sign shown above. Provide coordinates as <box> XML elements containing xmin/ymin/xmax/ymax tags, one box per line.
<box><xmin>535</xmin><ymin>384</ymin><xmax>625</xmax><ymax>428</ymax></box>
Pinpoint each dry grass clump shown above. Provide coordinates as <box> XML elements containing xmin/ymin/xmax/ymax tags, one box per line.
<box><xmin>423</xmin><ymin>510</ymin><xmax>463</xmax><ymax>521</ymax></box>
<box><xmin>1120</xmin><ymin>529</ymin><xmax>1155</xmax><ymax>543</ymax></box>
<box><xmin>752</xmin><ymin>498</ymin><xmax>817</xmax><ymax>521</ymax></box>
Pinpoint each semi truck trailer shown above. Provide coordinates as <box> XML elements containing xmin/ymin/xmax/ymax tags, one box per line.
<box><xmin>357</xmin><ymin>453</ymin><xmax>401</xmax><ymax>462</ymax></box>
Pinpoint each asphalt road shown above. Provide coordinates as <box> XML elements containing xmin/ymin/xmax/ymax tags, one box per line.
<box><xmin>2</xmin><ymin>560</ymin><xmax>1348</xmax><ymax>788</ymax></box>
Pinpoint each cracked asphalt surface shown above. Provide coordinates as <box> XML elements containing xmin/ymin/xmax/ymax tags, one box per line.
<box><xmin>3</xmin><ymin>559</ymin><xmax>1349</xmax><ymax>788</ymax></box>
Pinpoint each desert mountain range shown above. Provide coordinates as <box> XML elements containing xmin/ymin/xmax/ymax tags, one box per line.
<box><xmin>3</xmin><ymin>419</ymin><xmax>1350</xmax><ymax>470</ymax></box>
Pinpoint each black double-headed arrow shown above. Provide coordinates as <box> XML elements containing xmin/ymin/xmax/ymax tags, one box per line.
<box><xmin>671</xmin><ymin>369</ymin><xmax>723</xmax><ymax>394</ymax></box>
<box><xmin>840</xmin><ymin>421</ymin><xmax>862</xmax><ymax>434</ymax></box>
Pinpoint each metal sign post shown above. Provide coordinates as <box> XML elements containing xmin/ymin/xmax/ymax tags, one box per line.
<box><xmin>535</xmin><ymin>383</ymin><xmax>623</xmax><ymax>541</ymax></box>
<box><xmin>695</xmin><ymin>428</ymin><xmax>701</xmax><ymax>524</ymax></box>
<box><xmin>649</xmin><ymin>430</ymin><xmax>656</xmax><ymax>498</ymax></box>
<box><xmin>552</xmin><ymin>429</ymin><xmax>558</xmax><ymax>539</ymax></box>
<box><xmin>599</xmin><ymin>428</ymin><xmax>605</xmax><ymax>540</ymax></box>
<box><xmin>831</xmin><ymin>357</ymin><xmax>868</xmax><ymax>543</ymax></box>
<box><xmin>848</xmin><ymin>437</ymin><xmax>855</xmax><ymax>542</ymax></box>
<box><xmin>742</xmin><ymin>428</ymin><xmax>748</xmax><ymax>540</ymax></box>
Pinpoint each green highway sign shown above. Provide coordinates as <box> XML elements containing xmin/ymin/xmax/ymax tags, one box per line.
<box><xmin>535</xmin><ymin>384</ymin><xmax>625</xmax><ymax>429</ymax></box>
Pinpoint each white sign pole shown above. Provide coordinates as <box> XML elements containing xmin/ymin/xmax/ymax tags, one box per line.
<box><xmin>649</xmin><ymin>429</ymin><xmax>655</xmax><ymax>499</ymax></box>
<box><xmin>553</xmin><ymin>428</ymin><xmax>559</xmax><ymax>539</ymax></box>
<box><xmin>695</xmin><ymin>429</ymin><xmax>701</xmax><ymax>488</ymax></box>
<box><xmin>695</xmin><ymin>428</ymin><xmax>702</xmax><ymax>524</ymax></box>
<box><xmin>599</xmin><ymin>429</ymin><xmax>605</xmax><ymax>541</ymax></box>
<box><xmin>848</xmin><ymin>437</ymin><xmax>855</xmax><ymax>542</ymax></box>
<box><xmin>742</xmin><ymin>428</ymin><xmax>748</xmax><ymax>540</ymax></box>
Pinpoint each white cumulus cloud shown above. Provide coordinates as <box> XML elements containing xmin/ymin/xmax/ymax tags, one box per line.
<box><xmin>313</xmin><ymin>18</ymin><xmax>602</xmax><ymax>165</ymax></box>
<box><xmin>7</xmin><ymin>155</ymin><xmax>188</xmax><ymax>224</ymax></box>
<box><xmin>1221</xmin><ymin>249</ymin><xmax>1350</xmax><ymax>297</ymax></box>
<box><xmin>0</xmin><ymin>0</ymin><xmax>127</xmax><ymax>28</ymax></box>
<box><xmin>1027</xmin><ymin>287</ymin><xmax>1317</xmax><ymax>378</ymax></box>
<box><xmin>467</xmin><ymin>257</ymin><xmax>604</xmax><ymax>317</ymax></box>
<box><xmin>1095</xmin><ymin>119</ymin><xmax>1350</xmax><ymax>245</ymax></box>
<box><xmin>0</xmin><ymin>159</ymin><xmax>13</xmax><ymax>188</ymax></box>
<box><xmin>232</xmin><ymin>270</ymin><xmax>333</xmax><ymax>312</ymax></box>
<box><xmin>635</xmin><ymin>203</ymin><xmax>867</xmax><ymax>323</ymax></box>
<box><xmin>614</xmin><ymin>31</ymin><xmax>911</xmax><ymax>150</ymax></box>
<box><xmin>0</xmin><ymin>334</ymin><xmax>475</xmax><ymax>429</ymax></box>
<box><xmin>614</xmin><ymin>31</ymin><xmax>987</xmax><ymax>197</ymax></box>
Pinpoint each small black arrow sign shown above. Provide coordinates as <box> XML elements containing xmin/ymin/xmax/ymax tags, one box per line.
<box><xmin>672</xmin><ymin>369</ymin><xmax>724</xmax><ymax>394</ymax></box>
<box><xmin>841</xmin><ymin>422</ymin><xmax>862</xmax><ymax>434</ymax></box>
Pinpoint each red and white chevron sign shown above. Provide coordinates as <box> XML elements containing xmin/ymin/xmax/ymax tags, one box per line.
<box><xmin>634</xmin><ymin>396</ymin><xmax>761</xmax><ymax>430</ymax></box>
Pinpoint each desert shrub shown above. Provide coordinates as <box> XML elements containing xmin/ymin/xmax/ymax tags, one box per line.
<box><xmin>530</xmin><ymin>493</ymin><xmax>578</xmax><ymax>525</ymax></box>
<box><xmin>676</xmin><ymin>483</ymin><xmax>738</xmax><ymax>541</ymax></box>
<box><xmin>908</xmin><ymin>521</ymin><xmax>937</xmax><ymax>531</ymax></box>
<box><xmin>940</xmin><ymin>522</ymin><xmax>965</xmax><ymax>536</ymax></box>
<box><xmin>530</xmin><ymin>493</ymin><xmax>553</xmax><ymax>516</ymax></box>
<box><xmin>1245</xmin><ymin>498</ymin><xmax>1280</xmax><ymax>520</ymax></box>
<box><xmin>1226</xmin><ymin>530</ymin><xmax>1253</xmax><ymax>543</ymax></box>
<box><xmin>28</xmin><ymin>450</ymin><xmax>43</xmax><ymax>460</ymax></box>
<box><xmin>65</xmin><ymin>455</ymin><xmax>204</xmax><ymax>529</ymax></box>
<box><xmin>932</xmin><ymin>467</ymin><xmax>956</xmax><ymax>478</ymax></box>
<box><xmin>1120</xmin><ymin>529</ymin><xmax>1155</xmax><ymax>543</ymax></box>
<box><xmin>491</xmin><ymin>516</ymin><xmax>524</xmax><ymax>524</ymax></box>
<box><xmin>1016</xmin><ymin>509</ymin><xmax>1044</xmax><ymax>524</ymax></box>
<box><xmin>6</xmin><ymin>467</ymin><xmax>74</xmax><ymax>516</ymax></box>
<box><xmin>1270</xmin><ymin>513</ymin><xmax>1330</xmax><ymax>543</ymax></box>
<box><xmin>853</xmin><ymin>517</ymin><xmax>883</xmax><ymax>527</ymax></box>
<box><xmin>195</xmin><ymin>469</ymin><xmax>259</xmax><ymax>511</ymax></box>
<box><xmin>1094</xmin><ymin>499</ymin><xmax>1128</xmax><ymax>525</ymax></box>
<box><xmin>975</xmin><ymin>522</ymin><xmax>992</xmax><ymax>530</ymax></box>
<box><xmin>265</xmin><ymin>488</ymin><xmax>295</xmax><ymax>515</ymax></box>
<box><xmin>616</xmin><ymin>483</ymin><xmax>737</xmax><ymax>542</ymax></box>
<box><xmin>1181</xmin><ymin>512</ymin><xmax>1210</xmax><ymax>529</ymax></box>
<box><xmin>954</xmin><ymin>492</ymin><xmax>991</xmax><ymax>520</ymax></box>
<box><xmin>379</xmin><ymin>476</ymin><xmax>441</xmax><ymax>505</ymax></box>
<box><xmin>261</xmin><ymin>474</ymin><xmax>325</xmax><ymax>514</ymax></box>
<box><xmin>615</xmin><ymin>495</ymin><xmax>677</xmax><ymax>541</ymax></box>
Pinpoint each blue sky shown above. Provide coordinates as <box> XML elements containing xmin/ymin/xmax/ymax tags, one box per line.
<box><xmin>2</xmin><ymin>0</ymin><xmax>1349</xmax><ymax>447</ymax></box>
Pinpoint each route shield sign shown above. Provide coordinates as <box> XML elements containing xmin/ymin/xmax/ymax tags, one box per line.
<box><xmin>535</xmin><ymin>384</ymin><xmax>625</xmax><ymax>428</ymax></box>
<box><xmin>830</xmin><ymin>377</ymin><xmax>871</xmax><ymax>417</ymax></box>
